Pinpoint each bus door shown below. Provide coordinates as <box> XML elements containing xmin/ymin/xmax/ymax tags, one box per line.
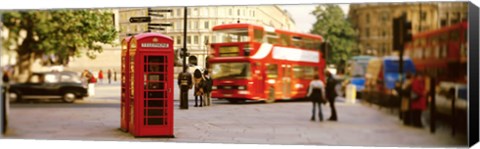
<box><xmin>281</xmin><ymin>64</ymin><xmax>292</xmax><ymax>98</ymax></box>
<box><xmin>252</xmin><ymin>62</ymin><xmax>264</xmax><ymax>96</ymax></box>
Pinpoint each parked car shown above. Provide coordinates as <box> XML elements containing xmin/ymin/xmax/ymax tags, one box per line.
<box><xmin>8</xmin><ymin>71</ymin><xmax>88</xmax><ymax>103</ymax></box>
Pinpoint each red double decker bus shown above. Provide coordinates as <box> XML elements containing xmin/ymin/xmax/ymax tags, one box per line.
<box><xmin>404</xmin><ymin>21</ymin><xmax>467</xmax><ymax>115</ymax></box>
<box><xmin>208</xmin><ymin>23</ymin><xmax>326</xmax><ymax>103</ymax></box>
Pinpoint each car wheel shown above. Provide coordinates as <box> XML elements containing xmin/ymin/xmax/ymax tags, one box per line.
<box><xmin>8</xmin><ymin>91</ymin><xmax>21</xmax><ymax>103</ymax></box>
<box><xmin>63</xmin><ymin>92</ymin><xmax>76</xmax><ymax>103</ymax></box>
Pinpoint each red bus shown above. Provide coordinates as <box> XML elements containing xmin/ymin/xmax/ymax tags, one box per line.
<box><xmin>404</xmin><ymin>21</ymin><xmax>467</xmax><ymax>115</ymax></box>
<box><xmin>208</xmin><ymin>23</ymin><xmax>326</xmax><ymax>103</ymax></box>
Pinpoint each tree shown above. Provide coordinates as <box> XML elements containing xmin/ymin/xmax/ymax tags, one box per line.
<box><xmin>310</xmin><ymin>4</ymin><xmax>357</xmax><ymax>65</ymax></box>
<box><xmin>2</xmin><ymin>9</ymin><xmax>117</xmax><ymax>81</ymax></box>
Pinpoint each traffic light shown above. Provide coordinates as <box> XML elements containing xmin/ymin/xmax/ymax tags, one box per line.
<box><xmin>393</xmin><ymin>14</ymin><xmax>412</xmax><ymax>51</ymax></box>
<box><xmin>403</xmin><ymin>21</ymin><xmax>412</xmax><ymax>43</ymax></box>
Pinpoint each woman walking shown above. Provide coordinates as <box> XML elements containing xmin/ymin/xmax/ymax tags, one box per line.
<box><xmin>307</xmin><ymin>75</ymin><xmax>327</xmax><ymax>121</ymax></box>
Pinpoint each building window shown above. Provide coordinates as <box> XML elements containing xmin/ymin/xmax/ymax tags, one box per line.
<box><xmin>177</xmin><ymin>8</ymin><xmax>182</xmax><ymax>17</ymax></box>
<box><xmin>195</xmin><ymin>21</ymin><xmax>199</xmax><ymax>29</ymax></box>
<box><xmin>188</xmin><ymin>8</ymin><xmax>191</xmax><ymax>16</ymax></box>
<box><xmin>204</xmin><ymin>21</ymin><xmax>209</xmax><ymax>29</ymax></box>
<box><xmin>188</xmin><ymin>21</ymin><xmax>192</xmax><ymax>29</ymax></box>
<box><xmin>382</xmin><ymin>31</ymin><xmax>386</xmax><ymax>37</ymax></box>
<box><xmin>204</xmin><ymin>35</ymin><xmax>209</xmax><ymax>45</ymax></box>
<box><xmin>253</xmin><ymin>10</ymin><xmax>255</xmax><ymax>17</ymax></box>
<box><xmin>193</xmin><ymin>8</ymin><xmax>198</xmax><ymax>16</ymax></box>
<box><xmin>366</xmin><ymin>13</ymin><xmax>370</xmax><ymax>23</ymax></box>
<box><xmin>176</xmin><ymin>36</ymin><xmax>181</xmax><ymax>45</ymax></box>
<box><xmin>366</xmin><ymin>28</ymin><xmax>370</xmax><ymax>38</ymax></box>
<box><xmin>420</xmin><ymin>11</ymin><xmax>427</xmax><ymax>21</ymax></box>
<box><xmin>229</xmin><ymin>9</ymin><xmax>232</xmax><ymax>15</ymax></box>
<box><xmin>194</xmin><ymin>36</ymin><xmax>199</xmax><ymax>44</ymax></box>
<box><xmin>212</xmin><ymin>35</ymin><xmax>216</xmax><ymax>43</ymax></box>
<box><xmin>237</xmin><ymin>9</ymin><xmax>240</xmax><ymax>16</ymax></box>
<box><xmin>187</xmin><ymin>36</ymin><xmax>191</xmax><ymax>44</ymax></box>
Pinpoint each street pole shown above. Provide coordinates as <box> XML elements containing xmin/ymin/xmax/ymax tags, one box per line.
<box><xmin>182</xmin><ymin>7</ymin><xmax>188</xmax><ymax>73</ymax></box>
<box><xmin>178</xmin><ymin>7</ymin><xmax>191</xmax><ymax>109</ymax></box>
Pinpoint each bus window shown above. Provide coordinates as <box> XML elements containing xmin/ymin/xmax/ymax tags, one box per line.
<box><xmin>214</xmin><ymin>28</ymin><xmax>250</xmax><ymax>43</ymax></box>
<box><xmin>303</xmin><ymin>66</ymin><xmax>316</xmax><ymax>79</ymax></box>
<box><xmin>292</xmin><ymin>36</ymin><xmax>302</xmax><ymax>48</ymax></box>
<box><xmin>279</xmin><ymin>33</ymin><xmax>291</xmax><ymax>46</ymax></box>
<box><xmin>292</xmin><ymin>65</ymin><xmax>303</xmax><ymax>78</ymax></box>
<box><xmin>253</xmin><ymin>29</ymin><xmax>264</xmax><ymax>43</ymax></box>
<box><xmin>313</xmin><ymin>41</ymin><xmax>322</xmax><ymax>51</ymax></box>
<box><xmin>450</xmin><ymin>30</ymin><xmax>460</xmax><ymax>42</ymax></box>
<box><xmin>211</xmin><ymin>62</ymin><xmax>251</xmax><ymax>79</ymax></box>
<box><xmin>266</xmin><ymin>64</ymin><xmax>278</xmax><ymax>79</ymax></box>
<box><xmin>266</xmin><ymin>32</ymin><xmax>278</xmax><ymax>45</ymax></box>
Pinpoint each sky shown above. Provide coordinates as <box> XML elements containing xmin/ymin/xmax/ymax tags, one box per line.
<box><xmin>280</xmin><ymin>4</ymin><xmax>350</xmax><ymax>33</ymax></box>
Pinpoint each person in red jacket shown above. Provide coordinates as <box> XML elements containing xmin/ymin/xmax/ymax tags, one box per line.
<box><xmin>410</xmin><ymin>72</ymin><xmax>426</xmax><ymax>128</ymax></box>
<box><xmin>98</xmin><ymin>70</ymin><xmax>104</xmax><ymax>84</ymax></box>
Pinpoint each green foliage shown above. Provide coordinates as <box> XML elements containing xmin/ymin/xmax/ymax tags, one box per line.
<box><xmin>310</xmin><ymin>4</ymin><xmax>357</xmax><ymax>65</ymax></box>
<box><xmin>2</xmin><ymin>9</ymin><xmax>117</xmax><ymax>68</ymax></box>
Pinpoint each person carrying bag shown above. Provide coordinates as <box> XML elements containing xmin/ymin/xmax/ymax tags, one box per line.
<box><xmin>307</xmin><ymin>75</ymin><xmax>327</xmax><ymax>122</ymax></box>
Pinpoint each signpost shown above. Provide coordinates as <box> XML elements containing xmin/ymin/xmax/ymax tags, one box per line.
<box><xmin>129</xmin><ymin>17</ymin><xmax>151</xmax><ymax>23</ymax></box>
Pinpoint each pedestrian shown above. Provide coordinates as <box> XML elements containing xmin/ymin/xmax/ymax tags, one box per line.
<box><xmin>98</xmin><ymin>70</ymin><xmax>104</xmax><ymax>84</ymax></box>
<box><xmin>325</xmin><ymin>71</ymin><xmax>338</xmax><ymax>121</ymax></box>
<box><xmin>193</xmin><ymin>68</ymin><xmax>205</xmax><ymax>107</ymax></box>
<box><xmin>401</xmin><ymin>73</ymin><xmax>413</xmax><ymax>124</ymax></box>
<box><xmin>113</xmin><ymin>69</ymin><xmax>118</xmax><ymax>82</ymax></box>
<box><xmin>307</xmin><ymin>75</ymin><xmax>327</xmax><ymax>121</ymax></box>
<box><xmin>203</xmin><ymin>70</ymin><xmax>213</xmax><ymax>106</ymax></box>
<box><xmin>410</xmin><ymin>72</ymin><xmax>427</xmax><ymax>128</ymax></box>
<box><xmin>107</xmin><ymin>69</ymin><xmax>112</xmax><ymax>84</ymax></box>
<box><xmin>83</xmin><ymin>69</ymin><xmax>96</xmax><ymax>96</ymax></box>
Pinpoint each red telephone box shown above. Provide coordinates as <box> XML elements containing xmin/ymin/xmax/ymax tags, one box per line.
<box><xmin>127</xmin><ymin>33</ymin><xmax>174</xmax><ymax>137</ymax></box>
<box><xmin>120</xmin><ymin>36</ymin><xmax>132</xmax><ymax>132</ymax></box>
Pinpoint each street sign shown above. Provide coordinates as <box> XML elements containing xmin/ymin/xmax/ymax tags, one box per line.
<box><xmin>148</xmin><ymin>27</ymin><xmax>165</xmax><ymax>31</ymax></box>
<box><xmin>148</xmin><ymin>13</ymin><xmax>164</xmax><ymax>17</ymax></box>
<box><xmin>148</xmin><ymin>23</ymin><xmax>173</xmax><ymax>27</ymax></box>
<box><xmin>129</xmin><ymin>17</ymin><xmax>151</xmax><ymax>23</ymax></box>
<box><xmin>148</xmin><ymin>9</ymin><xmax>173</xmax><ymax>13</ymax></box>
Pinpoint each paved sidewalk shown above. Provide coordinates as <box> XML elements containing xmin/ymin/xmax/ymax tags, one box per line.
<box><xmin>3</xmin><ymin>99</ymin><xmax>468</xmax><ymax>147</ymax></box>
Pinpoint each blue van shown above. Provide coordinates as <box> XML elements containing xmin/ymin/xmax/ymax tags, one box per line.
<box><xmin>363</xmin><ymin>56</ymin><xmax>416</xmax><ymax>107</ymax></box>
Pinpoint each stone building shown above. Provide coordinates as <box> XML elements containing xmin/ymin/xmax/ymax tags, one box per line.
<box><xmin>348</xmin><ymin>2</ymin><xmax>467</xmax><ymax>56</ymax></box>
<box><xmin>118</xmin><ymin>6</ymin><xmax>296</xmax><ymax>69</ymax></box>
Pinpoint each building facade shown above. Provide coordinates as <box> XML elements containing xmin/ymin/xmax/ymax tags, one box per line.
<box><xmin>348</xmin><ymin>2</ymin><xmax>467</xmax><ymax>56</ymax></box>
<box><xmin>118</xmin><ymin>6</ymin><xmax>296</xmax><ymax>68</ymax></box>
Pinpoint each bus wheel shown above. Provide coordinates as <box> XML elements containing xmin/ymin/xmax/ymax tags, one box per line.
<box><xmin>265</xmin><ymin>97</ymin><xmax>275</xmax><ymax>103</ymax></box>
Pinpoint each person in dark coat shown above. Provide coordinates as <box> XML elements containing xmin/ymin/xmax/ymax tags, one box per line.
<box><xmin>307</xmin><ymin>75</ymin><xmax>327</xmax><ymax>121</ymax></box>
<box><xmin>203</xmin><ymin>70</ymin><xmax>213</xmax><ymax>106</ymax></box>
<box><xmin>325</xmin><ymin>71</ymin><xmax>338</xmax><ymax>121</ymax></box>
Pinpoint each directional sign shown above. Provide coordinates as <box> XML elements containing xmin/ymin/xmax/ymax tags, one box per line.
<box><xmin>148</xmin><ymin>9</ymin><xmax>173</xmax><ymax>13</ymax></box>
<box><xmin>148</xmin><ymin>27</ymin><xmax>165</xmax><ymax>31</ymax></box>
<box><xmin>148</xmin><ymin>23</ymin><xmax>173</xmax><ymax>27</ymax></box>
<box><xmin>129</xmin><ymin>16</ymin><xmax>151</xmax><ymax>23</ymax></box>
<box><xmin>148</xmin><ymin>13</ymin><xmax>164</xmax><ymax>17</ymax></box>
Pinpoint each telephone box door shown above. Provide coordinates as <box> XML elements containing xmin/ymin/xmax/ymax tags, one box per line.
<box><xmin>137</xmin><ymin>53</ymin><xmax>174</xmax><ymax>136</ymax></box>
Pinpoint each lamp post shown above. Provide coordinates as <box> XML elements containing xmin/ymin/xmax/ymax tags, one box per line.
<box><xmin>178</xmin><ymin>7</ymin><xmax>191</xmax><ymax>110</ymax></box>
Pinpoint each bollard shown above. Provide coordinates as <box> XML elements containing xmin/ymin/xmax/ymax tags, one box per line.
<box><xmin>346</xmin><ymin>84</ymin><xmax>356</xmax><ymax>104</ymax></box>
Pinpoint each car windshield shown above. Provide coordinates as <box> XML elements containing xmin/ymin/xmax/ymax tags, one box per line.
<box><xmin>211</xmin><ymin>62</ymin><xmax>251</xmax><ymax>79</ymax></box>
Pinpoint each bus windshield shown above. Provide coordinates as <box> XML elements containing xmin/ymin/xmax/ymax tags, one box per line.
<box><xmin>351</xmin><ymin>61</ymin><xmax>369</xmax><ymax>77</ymax></box>
<box><xmin>211</xmin><ymin>62</ymin><xmax>251</xmax><ymax>79</ymax></box>
<box><xmin>214</xmin><ymin>28</ymin><xmax>250</xmax><ymax>43</ymax></box>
